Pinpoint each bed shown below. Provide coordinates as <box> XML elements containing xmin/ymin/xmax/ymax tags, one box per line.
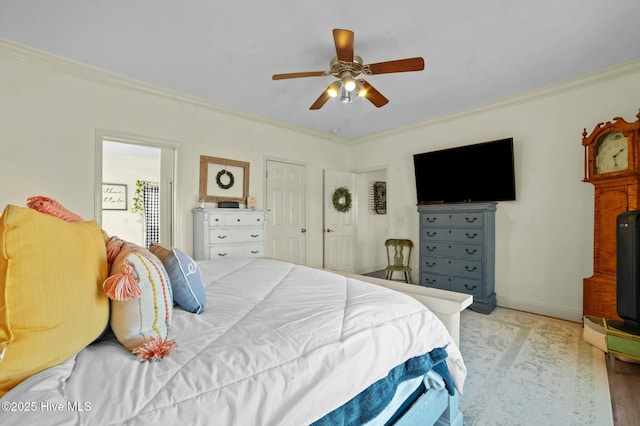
<box><xmin>0</xmin><ymin>203</ymin><xmax>468</xmax><ymax>425</ymax></box>
<box><xmin>0</xmin><ymin>253</ymin><xmax>467</xmax><ymax>425</ymax></box>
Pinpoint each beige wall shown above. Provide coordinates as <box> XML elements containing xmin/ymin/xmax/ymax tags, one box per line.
<box><xmin>0</xmin><ymin>41</ymin><xmax>349</xmax><ymax>268</ymax></box>
<box><xmin>349</xmin><ymin>61</ymin><xmax>640</xmax><ymax>321</ymax></box>
<box><xmin>2</xmin><ymin>39</ymin><xmax>640</xmax><ymax>321</ymax></box>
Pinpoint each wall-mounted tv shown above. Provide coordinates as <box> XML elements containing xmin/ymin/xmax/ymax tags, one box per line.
<box><xmin>413</xmin><ymin>138</ymin><xmax>516</xmax><ymax>204</ymax></box>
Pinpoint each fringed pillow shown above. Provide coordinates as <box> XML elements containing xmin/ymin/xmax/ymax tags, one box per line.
<box><xmin>104</xmin><ymin>238</ymin><xmax>176</xmax><ymax>361</ymax></box>
<box><xmin>26</xmin><ymin>195</ymin><xmax>84</xmax><ymax>222</ymax></box>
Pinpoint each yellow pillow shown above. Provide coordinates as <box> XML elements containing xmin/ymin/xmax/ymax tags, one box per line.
<box><xmin>0</xmin><ymin>205</ymin><xmax>109</xmax><ymax>397</ymax></box>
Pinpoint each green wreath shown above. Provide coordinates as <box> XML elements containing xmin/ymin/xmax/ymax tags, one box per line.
<box><xmin>332</xmin><ymin>186</ymin><xmax>352</xmax><ymax>213</ymax></box>
<box><xmin>216</xmin><ymin>169</ymin><xmax>235</xmax><ymax>190</ymax></box>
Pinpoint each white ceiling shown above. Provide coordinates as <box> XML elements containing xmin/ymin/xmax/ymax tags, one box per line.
<box><xmin>2</xmin><ymin>1</ymin><xmax>640</xmax><ymax>142</ymax></box>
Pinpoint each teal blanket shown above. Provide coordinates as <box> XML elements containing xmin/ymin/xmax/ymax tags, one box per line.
<box><xmin>312</xmin><ymin>347</ymin><xmax>454</xmax><ymax>425</ymax></box>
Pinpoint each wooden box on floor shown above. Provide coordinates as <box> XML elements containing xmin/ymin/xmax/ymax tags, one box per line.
<box><xmin>604</xmin><ymin>319</ymin><xmax>640</xmax><ymax>372</ymax></box>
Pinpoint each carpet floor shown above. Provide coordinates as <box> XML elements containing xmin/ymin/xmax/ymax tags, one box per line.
<box><xmin>458</xmin><ymin>307</ymin><xmax>613</xmax><ymax>426</ymax></box>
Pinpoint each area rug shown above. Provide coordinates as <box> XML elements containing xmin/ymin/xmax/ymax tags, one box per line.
<box><xmin>458</xmin><ymin>307</ymin><xmax>613</xmax><ymax>426</ymax></box>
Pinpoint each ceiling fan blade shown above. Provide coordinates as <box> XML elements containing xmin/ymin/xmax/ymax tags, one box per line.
<box><xmin>366</xmin><ymin>57</ymin><xmax>425</xmax><ymax>75</ymax></box>
<box><xmin>333</xmin><ymin>29</ymin><xmax>354</xmax><ymax>62</ymax></box>
<box><xmin>360</xmin><ymin>80</ymin><xmax>389</xmax><ymax>108</ymax></box>
<box><xmin>309</xmin><ymin>88</ymin><xmax>333</xmax><ymax>110</ymax></box>
<box><xmin>272</xmin><ymin>71</ymin><xmax>327</xmax><ymax>80</ymax></box>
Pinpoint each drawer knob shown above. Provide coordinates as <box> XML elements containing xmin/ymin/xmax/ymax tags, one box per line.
<box><xmin>464</xmin><ymin>284</ymin><xmax>477</xmax><ymax>290</ymax></box>
<box><xmin>250</xmin><ymin>234</ymin><xmax>259</xmax><ymax>238</ymax></box>
<box><xmin>237</xmin><ymin>219</ymin><xmax>241</xmax><ymax>222</ymax></box>
<box><xmin>465</xmin><ymin>232</ymin><xmax>478</xmax><ymax>239</ymax></box>
<box><xmin>465</xmin><ymin>266</ymin><xmax>477</xmax><ymax>272</ymax></box>
<box><xmin>251</xmin><ymin>250</ymin><xmax>259</xmax><ymax>254</ymax></box>
<box><xmin>465</xmin><ymin>248</ymin><xmax>477</xmax><ymax>254</ymax></box>
<box><xmin>217</xmin><ymin>235</ymin><xmax>227</xmax><ymax>239</ymax></box>
<box><xmin>217</xmin><ymin>253</ymin><xmax>228</xmax><ymax>257</ymax></box>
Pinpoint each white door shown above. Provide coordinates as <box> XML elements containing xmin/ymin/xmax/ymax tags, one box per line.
<box><xmin>323</xmin><ymin>169</ymin><xmax>356</xmax><ymax>272</ymax></box>
<box><xmin>266</xmin><ymin>160</ymin><xmax>307</xmax><ymax>264</ymax></box>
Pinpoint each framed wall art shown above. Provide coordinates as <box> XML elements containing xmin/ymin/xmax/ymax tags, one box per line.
<box><xmin>199</xmin><ymin>156</ymin><xmax>250</xmax><ymax>204</ymax></box>
<box><xmin>102</xmin><ymin>183</ymin><xmax>128</xmax><ymax>210</ymax></box>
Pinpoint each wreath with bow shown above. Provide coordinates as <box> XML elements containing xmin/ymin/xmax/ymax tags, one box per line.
<box><xmin>216</xmin><ymin>169</ymin><xmax>234</xmax><ymax>190</ymax></box>
<box><xmin>332</xmin><ymin>186</ymin><xmax>352</xmax><ymax>213</ymax></box>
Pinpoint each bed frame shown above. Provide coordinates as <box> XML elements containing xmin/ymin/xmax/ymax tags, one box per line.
<box><xmin>332</xmin><ymin>271</ymin><xmax>471</xmax><ymax>426</ymax></box>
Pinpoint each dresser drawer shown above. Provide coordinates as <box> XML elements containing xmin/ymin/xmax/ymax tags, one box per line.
<box><xmin>207</xmin><ymin>243</ymin><xmax>264</xmax><ymax>258</ymax></box>
<box><xmin>421</xmin><ymin>227</ymin><xmax>484</xmax><ymax>243</ymax></box>
<box><xmin>208</xmin><ymin>228</ymin><xmax>264</xmax><ymax>244</ymax></box>
<box><xmin>421</xmin><ymin>256</ymin><xmax>482</xmax><ymax>279</ymax></box>
<box><xmin>422</xmin><ymin>212</ymin><xmax>484</xmax><ymax>228</ymax></box>
<box><xmin>422</xmin><ymin>273</ymin><xmax>483</xmax><ymax>298</ymax></box>
<box><xmin>206</xmin><ymin>212</ymin><xmax>265</xmax><ymax>227</ymax></box>
<box><xmin>423</xmin><ymin>241</ymin><xmax>483</xmax><ymax>260</ymax></box>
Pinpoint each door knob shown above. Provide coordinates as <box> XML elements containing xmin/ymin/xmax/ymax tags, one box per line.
<box><xmin>325</xmin><ymin>228</ymin><xmax>334</xmax><ymax>233</ymax></box>
<box><xmin>301</xmin><ymin>228</ymin><xmax>307</xmax><ymax>233</ymax></box>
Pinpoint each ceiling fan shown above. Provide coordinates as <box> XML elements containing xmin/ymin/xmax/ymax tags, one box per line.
<box><xmin>272</xmin><ymin>29</ymin><xmax>425</xmax><ymax>110</ymax></box>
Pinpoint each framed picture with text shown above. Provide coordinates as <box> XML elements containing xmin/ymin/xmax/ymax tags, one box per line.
<box><xmin>102</xmin><ymin>183</ymin><xmax>128</xmax><ymax>210</ymax></box>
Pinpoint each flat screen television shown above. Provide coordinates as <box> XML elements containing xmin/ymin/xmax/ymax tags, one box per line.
<box><xmin>413</xmin><ymin>138</ymin><xmax>516</xmax><ymax>204</ymax></box>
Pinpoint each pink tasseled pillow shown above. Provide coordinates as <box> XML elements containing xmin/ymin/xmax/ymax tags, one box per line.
<box><xmin>26</xmin><ymin>196</ymin><xmax>84</xmax><ymax>222</ymax></box>
<box><xmin>103</xmin><ymin>236</ymin><xmax>176</xmax><ymax>361</ymax></box>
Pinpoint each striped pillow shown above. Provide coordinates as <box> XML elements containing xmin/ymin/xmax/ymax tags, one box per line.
<box><xmin>104</xmin><ymin>242</ymin><xmax>176</xmax><ymax>360</ymax></box>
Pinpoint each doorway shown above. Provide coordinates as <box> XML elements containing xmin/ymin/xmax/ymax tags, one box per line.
<box><xmin>95</xmin><ymin>132</ymin><xmax>177</xmax><ymax>247</ymax></box>
<box><xmin>354</xmin><ymin>168</ymin><xmax>388</xmax><ymax>275</ymax></box>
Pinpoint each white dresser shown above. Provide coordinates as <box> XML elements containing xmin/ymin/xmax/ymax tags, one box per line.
<box><xmin>193</xmin><ymin>208</ymin><xmax>267</xmax><ymax>261</ymax></box>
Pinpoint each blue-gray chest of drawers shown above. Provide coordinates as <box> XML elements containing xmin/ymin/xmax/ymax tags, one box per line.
<box><xmin>418</xmin><ymin>202</ymin><xmax>496</xmax><ymax>314</ymax></box>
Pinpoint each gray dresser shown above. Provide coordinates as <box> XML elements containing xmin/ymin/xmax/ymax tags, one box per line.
<box><xmin>193</xmin><ymin>208</ymin><xmax>267</xmax><ymax>261</ymax></box>
<box><xmin>418</xmin><ymin>202</ymin><xmax>496</xmax><ymax>314</ymax></box>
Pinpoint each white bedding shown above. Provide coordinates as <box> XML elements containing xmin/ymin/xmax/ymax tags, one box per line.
<box><xmin>1</xmin><ymin>258</ymin><xmax>466</xmax><ymax>425</ymax></box>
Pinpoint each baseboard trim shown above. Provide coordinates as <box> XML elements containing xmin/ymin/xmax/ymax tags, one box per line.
<box><xmin>497</xmin><ymin>295</ymin><xmax>583</xmax><ymax>323</ymax></box>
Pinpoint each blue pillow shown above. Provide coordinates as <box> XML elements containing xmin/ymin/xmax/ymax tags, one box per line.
<box><xmin>149</xmin><ymin>244</ymin><xmax>206</xmax><ymax>314</ymax></box>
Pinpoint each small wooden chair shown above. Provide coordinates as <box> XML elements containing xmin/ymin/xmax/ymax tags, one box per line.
<box><xmin>385</xmin><ymin>239</ymin><xmax>413</xmax><ymax>283</ymax></box>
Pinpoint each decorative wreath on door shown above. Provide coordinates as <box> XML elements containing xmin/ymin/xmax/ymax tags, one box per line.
<box><xmin>332</xmin><ymin>186</ymin><xmax>352</xmax><ymax>213</ymax></box>
<box><xmin>216</xmin><ymin>169</ymin><xmax>235</xmax><ymax>190</ymax></box>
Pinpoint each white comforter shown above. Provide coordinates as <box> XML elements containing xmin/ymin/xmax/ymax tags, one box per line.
<box><xmin>1</xmin><ymin>258</ymin><xmax>466</xmax><ymax>425</ymax></box>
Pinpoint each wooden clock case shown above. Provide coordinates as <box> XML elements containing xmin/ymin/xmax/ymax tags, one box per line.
<box><xmin>583</xmin><ymin>109</ymin><xmax>640</xmax><ymax>320</ymax></box>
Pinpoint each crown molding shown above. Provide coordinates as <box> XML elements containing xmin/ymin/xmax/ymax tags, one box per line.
<box><xmin>353</xmin><ymin>57</ymin><xmax>640</xmax><ymax>145</ymax></box>
<box><xmin>3</xmin><ymin>38</ymin><xmax>639</xmax><ymax>147</ymax></box>
<box><xmin>0</xmin><ymin>38</ymin><xmax>343</xmax><ymax>144</ymax></box>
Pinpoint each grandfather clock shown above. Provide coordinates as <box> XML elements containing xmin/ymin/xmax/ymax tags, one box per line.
<box><xmin>583</xmin><ymin>109</ymin><xmax>640</xmax><ymax>320</ymax></box>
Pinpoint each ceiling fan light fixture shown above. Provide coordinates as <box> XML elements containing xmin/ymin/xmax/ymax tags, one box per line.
<box><xmin>340</xmin><ymin>86</ymin><xmax>352</xmax><ymax>103</ymax></box>
<box><xmin>341</xmin><ymin>71</ymin><xmax>356</xmax><ymax>92</ymax></box>
<box><xmin>344</xmin><ymin>79</ymin><xmax>356</xmax><ymax>92</ymax></box>
<box><xmin>327</xmin><ymin>81</ymin><xmax>341</xmax><ymax>97</ymax></box>
<box><xmin>272</xmin><ymin>29</ymin><xmax>425</xmax><ymax>110</ymax></box>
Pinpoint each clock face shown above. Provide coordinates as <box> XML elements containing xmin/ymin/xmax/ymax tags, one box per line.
<box><xmin>595</xmin><ymin>131</ymin><xmax>629</xmax><ymax>174</ymax></box>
